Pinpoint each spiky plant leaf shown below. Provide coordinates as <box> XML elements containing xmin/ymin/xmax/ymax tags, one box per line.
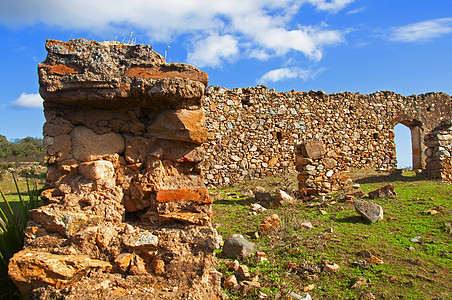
<box><xmin>0</xmin><ymin>175</ymin><xmax>42</xmax><ymax>299</ymax></box>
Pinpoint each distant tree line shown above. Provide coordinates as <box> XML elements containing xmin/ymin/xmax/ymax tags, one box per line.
<box><xmin>0</xmin><ymin>135</ymin><xmax>45</xmax><ymax>162</ymax></box>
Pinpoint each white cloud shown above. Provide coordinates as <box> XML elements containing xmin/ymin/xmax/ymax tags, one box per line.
<box><xmin>0</xmin><ymin>0</ymin><xmax>353</xmax><ymax>68</ymax></box>
<box><xmin>387</xmin><ymin>18</ymin><xmax>452</xmax><ymax>42</ymax></box>
<box><xmin>187</xmin><ymin>34</ymin><xmax>239</xmax><ymax>67</ymax></box>
<box><xmin>258</xmin><ymin>67</ymin><xmax>314</xmax><ymax>83</ymax></box>
<box><xmin>10</xmin><ymin>93</ymin><xmax>43</xmax><ymax>109</ymax></box>
<box><xmin>306</xmin><ymin>0</ymin><xmax>355</xmax><ymax>13</ymax></box>
<box><xmin>347</xmin><ymin>7</ymin><xmax>365</xmax><ymax>15</ymax></box>
<box><xmin>248</xmin><ymin>49</ymin><xmax>272</xmax><ymax>61</ymax></box>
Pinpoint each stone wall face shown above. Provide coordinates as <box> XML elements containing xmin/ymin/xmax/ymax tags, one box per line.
<box><xmin>424</xmin><ymin>120</ymin><xmax>452</xmax><ymax>181</ymax></box>
<box><xmin>202</xmin><ymin>86</ymin><xmax>452</xmax><ymax>189</ymax></box>
<box><xmin>9</xmin><ymin>39</ymin><xmax>222</xmax><ymax>299</ymax></box>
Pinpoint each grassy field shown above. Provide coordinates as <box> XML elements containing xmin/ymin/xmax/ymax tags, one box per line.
<box><xmin>213</xmin><ymin>170</ymin><xmax>452</xmax><ymax>299</ymax></box>
<box><xmin>0</xmin><ymin>169</ymin><xmax>46</xmax><ymax>214</ymax></box>
<box><xmin>1</xmin><ymin>164</ymin><xmax>450</xmax><ymax>299</ymax></box>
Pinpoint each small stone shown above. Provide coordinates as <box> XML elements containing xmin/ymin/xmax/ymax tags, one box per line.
<box><xmin>300</xmin><ymin>221</ymin><xmax>313</xmax><ymax>230</ymax></box>
<box><xmin>354</xmin><ymin>199</ymin><xmax>383</xmax><ymax>223</ymax></box>
<box><xmin>258</xmin><ymin>291</ymin><xmax>268</xmax><ymax>299</ymax></box>
<box><xmin>368</xmin><ymin>255</ymin><xmax>384</xmax><ymax>265</ymax></box>
<box><xmin>237</xmin><ymin>264</ymin><xmax>250</xmax><ymax>280</ymax></box>
<box><xmin>256</xmin><ymin>251</ymin><xmax>268</xmax><ymax>262</ymax></box>
<box><xmin>123</xmin><ymin>232</ymin><xmax>158</xmax><ymax>249</ymax></box>
<box><xmin>350</xmin><ymin>277</ymin><xmax>368</xmax><ymax>289</ymax></box>
<box><xmin>411</xmin><ymin>236</ymin><xmax>422</xmax><ymax>243</ymax></box>
<box><xmin>367</xmin><ymin>184</ymin><xmax>397</xmax><ymax>199</ymax></box>
<box><xmin>224</xmin><ymin>275</ymin><xmax>238</xmax><ymax>289</ymax></box>
<box><xmin>408</xmin><ymin>246</ymin><xmax>416</xmax><ymax>251</ymax></box>
<box><xmin>241</xmin><ymin>188</ymin><xmax>254</xmax><ymax>197</ymax></box>
<box><xmin>240</xmin><ymin>281</ymin><xmax>260</xmax><ymax>295</ymax></box>
<box><xmin>250</xmin><ymin>203</ymin><xmax>267</xmax><ymax>212</ymax></box>
<box><xmin>352</xmin><ymin>259</ymin><xmax>369</xmax><ymax>269</ymax></box>
<box><xmin>288</xmin><ymin>292</ymin><xmax>312</xmax><ymax>300</ymax></box>
<box><xmin>151</xmin><ymin>259</ymin><xmax>165</xmax><ymax>275</ymax></box>
<box><xmin>253</xmin><ymin>186</ymin><xmax>272</xmax><ymax>203</ymax></box>
<box><xmin>352</xmin><ymin>183</ymin><xmax>361</xmax><ymax>189</ymax></box>
<box><xmin>114</xmin><ymin>253</ymin><xmax>133</xmax><ymax>273</ymax></box>
<box><xmin>231</xmin><ymin>155</ymin><xmax>241</xmax><ymax>162</ymax></box>
<box><xmin>323</xmin><ymin>263</ymin><xmax>339</xmax><ymax>273</ymax></box>
<box><xmin>303</xmin><ymin>284</ymin><xmax>315</xmax><ymax>292</ymax></box>
<box><xmin>226</xmin><ymin>260</ymin><xmax>240</xmax><ymax>271</ymax></box>
<box><xmin>272</xmin><ymin>189</ymin><xmax>295</xmax><ymax>207</ymax></box>
<box><xmin>223</xmin><ymin>234</ymin><xmax>254</xmax><ymax>258</ymax></box>
<box><xmin>259</xmin><ymin>214</ymin><xmax>281</xmax><ymax>236</ymax></box>
<box><xmin>128</xmin><ymin>254</ymin><xmax>147</xmax><ymax>275</ymax></box>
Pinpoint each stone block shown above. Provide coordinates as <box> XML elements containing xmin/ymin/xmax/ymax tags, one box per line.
<box><xmin>71</xmin><ymin>126</ymin><xmax>125</xmax><ymax>161</ymax></box>
<box><xmin>298</xmin><ymin>140</ymin><xmax>326</xmax><ymax>159</ymax></box>
<box><xmin>9</xmin><ymin>250</ymin><xmax>112</xmax><ymax>297</ymax></box>
<box><xmin>28</xmin><ymin>208</ymin><xmax>103</xmax><ymax>238</ymax></box>
<box><xmin>155</xmin><ymin>188</ymin><xmax>211</xmax><ymax>204</ymax></box>
<box><xmin>147</xmin><ymin>109</ymin><xmax>207</xmax><ymax>144</ymax></box>
<box><xmin>79</xmin><ymin>160</ymin><xmax>114</xmax><ymax>181</ymax></box>
<box><xmin>123</xmin><ymin>232</ymin><xmax>159</xmax><ymax>250</ymax></box>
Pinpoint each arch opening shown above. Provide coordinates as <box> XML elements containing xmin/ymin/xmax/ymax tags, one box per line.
<box><xmin>394</xmin><ymin>121</ymin><xmax>424</xmax><ymax>170</ymax></box>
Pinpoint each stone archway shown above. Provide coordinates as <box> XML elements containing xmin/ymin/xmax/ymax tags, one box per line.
<box><xmin>392</xmin><ymin>114</ymin><xmax>425</xmax><ymax>170</ymax></box>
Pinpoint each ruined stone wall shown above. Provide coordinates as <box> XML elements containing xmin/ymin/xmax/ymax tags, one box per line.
<box><xmin>9</xmin><ymin>39</ymin><xmax>222</xmax><ymax>299</ymax></box>
<box><xmin>202</xmin><ymin>86</ymin><xmax>452</xmax><ymax>187</ymax></box>
<box><xmin>424</xmin><ymin>119</ymin><xmax>452</xmax><ymax>181</ymax></box>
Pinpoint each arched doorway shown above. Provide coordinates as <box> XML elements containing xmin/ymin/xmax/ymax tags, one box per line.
<box><xmin>393</xmin><ymin>119</ymin><xmax>424</xmax><ymax>170</ymax></box>
<box><xmin>394</xmin><ymin>123</ymin><xmax>412</xmax><ymax>169</ymax></box>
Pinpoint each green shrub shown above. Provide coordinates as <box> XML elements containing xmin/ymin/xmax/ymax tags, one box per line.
<box><xmin>0</xmin><ymin>174</ymin><xmax>41</xmax><ymax>299</ymax></box>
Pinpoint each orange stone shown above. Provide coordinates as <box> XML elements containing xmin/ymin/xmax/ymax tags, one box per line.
<box><xmin>155</xmin><ymin>188</ymin><xmax>212</xmax><ymax>204</ymax></box>
<box><xmin>151</xmin><ymin>259</ymin><xmax>165</xmax><ymax>275</ymax></box>
<box><xmin>39</xmin><ymin>63</ymin><xmax>80</xmax><ymax>75</ymax></box>
<box><xmin>125</xmin><ymin>66</ymin><xmax>208</xmax><ymax>87</ymax></box>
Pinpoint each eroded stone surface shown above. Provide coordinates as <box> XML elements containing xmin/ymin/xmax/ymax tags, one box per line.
<box><xmin>9</xmin><ymin>250</ymin><xmax>113</xmax><ymax>296</ymax></box>
<box><xmin>9</xmin><ymin>39</ymin><xmax>222</xmax><ymax>300</ymax></box>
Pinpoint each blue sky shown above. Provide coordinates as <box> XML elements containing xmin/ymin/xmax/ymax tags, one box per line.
<box><xmin>1</xmin><ymin>0</ymin><xmax>452</xmax><ymax>168</ymax></box>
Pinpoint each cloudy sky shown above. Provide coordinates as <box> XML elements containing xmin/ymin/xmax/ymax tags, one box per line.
<box><xmin>1</xmin><ymin>0</ymin><xmax>451</xmax><ymax>167</ymax></box>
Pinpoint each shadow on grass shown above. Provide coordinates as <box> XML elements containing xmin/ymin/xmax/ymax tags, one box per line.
<box><xmin>214</xmin><ymin>197</ymin><xmax>255</xmax><ymax>206</ymax></box>
<box><xmin>20</xmin><ymin>173</ymin><xmax>46</xmax><ymax>180</ymax></box>
<box><xmin>334</xmin><ymin>215</ymin><xmax>370</xmax><ymax>224</ymax></box>
<box><xmin>355</xmin><ymin>174</ymin><xmax>426</xmax><ymax>184</ymax></box>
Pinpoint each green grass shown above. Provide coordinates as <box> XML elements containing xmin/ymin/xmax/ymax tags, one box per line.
<box><xmin>213</xmin><ymin>170</ymin><xmax>452</xmax><ymax>299</ymax></box>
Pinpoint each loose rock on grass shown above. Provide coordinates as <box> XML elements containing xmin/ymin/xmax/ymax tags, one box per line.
<box><xmin>354</xmin><ymin>199</ymin><xmax>384</xmax><ymax>223</ymax></box>
<box><xmin>222</xmin><ymin>234</ymin><xmax>254</xmax><ymax>258</ymax></box>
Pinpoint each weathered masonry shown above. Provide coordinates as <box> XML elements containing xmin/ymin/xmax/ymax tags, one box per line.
<box><xmin>9</xmin><ymin>39</ymin><xmax>222</xmax><ymax>299</ymax></box>
<box><xmin>7</xmin><ymin>39</ymin><xmax>452</xmax><ymax>298</ymax></box>
<box><xmin>201</xmin><ymin>86</ymin><xmax>452</xmax><ymax>192</ymax></box>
